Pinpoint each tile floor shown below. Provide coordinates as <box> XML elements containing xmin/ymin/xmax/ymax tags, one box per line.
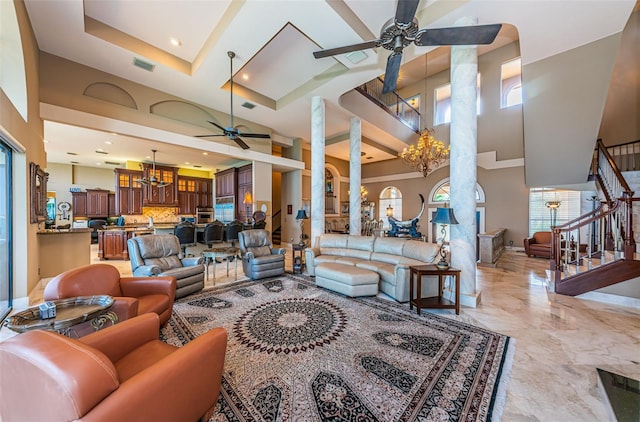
<box><xmin>6</xmin><ymin>245</ymin><xmax>640</xmax><ymax>421</ymax></box>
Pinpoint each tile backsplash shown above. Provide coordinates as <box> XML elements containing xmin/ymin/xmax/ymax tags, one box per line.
<box><xmin>122</xmin><ymin>207</ymin><xmax>182</xmax><ymax>224</ymax></box>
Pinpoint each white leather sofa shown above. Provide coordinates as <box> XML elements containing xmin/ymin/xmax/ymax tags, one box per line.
<box><xmin>305</xmin><ymin>234</ymin><xmax>440</xmax><ymax>302</ymax></box>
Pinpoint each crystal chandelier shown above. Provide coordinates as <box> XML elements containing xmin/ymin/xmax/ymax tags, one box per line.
<box><xmin>400</xmin><ymin>128</ymin><xmax>450</xmax><ymax>177</ymax></box>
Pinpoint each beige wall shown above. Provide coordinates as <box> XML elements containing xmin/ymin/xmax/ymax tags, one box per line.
<box><xmin>0</xmin><ymin>0</ymin><xmax>46</xmax><ymax>297</ymax></box>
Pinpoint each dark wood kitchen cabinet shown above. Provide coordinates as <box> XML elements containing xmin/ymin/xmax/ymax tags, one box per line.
<box><xmin>115</xmin><ymin>169</ymin><xmax>143</xmax><ymax>215</ymax></box>
<box><xmin>71</xmin><ymin>191</ymin><xmax>87</xmax><ymax>218</ymax></box>
<box><xmin>86</xmin><ymin>189</ymin><xmax>109</xmax><ymax>217</ymax></box>
<box><xmin>178</xmin><ymin>176</ymin><xmax>213</xmax><ymax>214</ymax></box>
<box><xmin>237</xmin><ymin>164</ymin><xmax>252</xmax><ymax>223</ymax></box>
<box><xmin>215</xmin><ymin>168</ymin><xmax>237</xmax><ymax>198</ymax></box>
<box><xmin>142</xmin><ymin>164</ymin><xmax>178</xmax><ymax>206</ymax></box>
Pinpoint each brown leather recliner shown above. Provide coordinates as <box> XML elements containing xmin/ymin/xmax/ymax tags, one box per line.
<box><xmin>0</xmin><ymin>313</ymin><xmax>227</xmax><ymax>421</ymax></box>
<box><xmin>44</xmin><ymin>263</ymin><xmax>175</xmax><ymax>327</ymax></box>
<box><xmin>524</xmin><ymin>231</ymin><xmax>552</xmax><ymax>258</ymax></box>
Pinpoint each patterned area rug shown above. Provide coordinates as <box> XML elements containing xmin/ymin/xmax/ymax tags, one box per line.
<box><xmin>161</xmin><ymin>274</ymin><xmax>514</xmax><ymax>421</ymax></box>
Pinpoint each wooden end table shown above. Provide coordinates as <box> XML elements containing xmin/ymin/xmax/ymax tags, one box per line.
<box><xmin>409</xmin><ymin>265</ymin><xmax>460</xmax><ymax>315</ymax></box>
<box><xmin>292</xmin><ymin>244</ymin><xmax>306</xmax><ymax>274</ymax></box>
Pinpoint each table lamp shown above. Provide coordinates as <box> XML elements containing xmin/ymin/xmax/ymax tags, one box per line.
<box><xmin>430</xmin><ymin>207</ymin><xmax>459</xmax><ymax>269</ymax></box>
<box><xmin>296</xmin><ymin>209</ymin><xmax>309</xmax><ymax>246</ymax></box>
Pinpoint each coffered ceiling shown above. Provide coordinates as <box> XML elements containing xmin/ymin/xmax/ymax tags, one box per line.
<box><xmin>23</xmin><ymin>0</ymin><xmax>636</xmax><ymax>172</ymax></box>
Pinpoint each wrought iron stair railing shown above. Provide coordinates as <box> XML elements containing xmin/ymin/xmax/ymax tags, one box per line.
<box><xmin>355</xmin><ymin>78</ymin><xmax>421</xmax><ymax>133</ymax></box>
<box><xmin>551</xmin><ymin>139</ymin><xmax>637</xmax><ymax>294</ymax></box>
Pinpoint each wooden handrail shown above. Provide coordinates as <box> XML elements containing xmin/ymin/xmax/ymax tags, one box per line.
<box><xmin>596</xmin><ymin>138</ymin><xmax>632</xmax><ymax>194</ymax></box>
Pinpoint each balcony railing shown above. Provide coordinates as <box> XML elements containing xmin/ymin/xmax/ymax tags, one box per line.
<box><xmin>355</xmin><ymin>78</ymin><xmax>421</xmax><ymax>133</ymax></box>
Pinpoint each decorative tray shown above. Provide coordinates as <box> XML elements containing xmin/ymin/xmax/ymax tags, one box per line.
<box><xmin>5</xmin><ymin>295</ymin><xmax>114</xmax><ymax>333</ymax></box>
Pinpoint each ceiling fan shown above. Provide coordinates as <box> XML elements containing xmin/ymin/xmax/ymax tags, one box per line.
<box><xmin>313</xmin><ymin>0</ymin><xmax>502</xmax><ymax>94</ymax></box>
<box><xmin>136</xmin><ymin>149</ymin><xmax>171</xmax><ymax>187</ymax></box>
<box><xmin>196</xmin><ymin>51</ymin><xmax>271</xmax><ymax>150</ymax></box>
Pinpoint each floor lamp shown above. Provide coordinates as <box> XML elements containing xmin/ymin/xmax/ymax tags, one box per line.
<box><xmin>243</xmin><ymin>191</ymin><xmax>253</xmax><ymax>224</ymax></box>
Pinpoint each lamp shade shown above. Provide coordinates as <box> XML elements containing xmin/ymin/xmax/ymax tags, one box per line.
<box><xmin>430</xmin><ymin>207</ymin><xmax>459</xmax><ymax>225</ymax></box>
<box><xmin>243</xmin><ymin>191</ymin><xmax>253</xmax><ymax>205</ymax></box>
<box><xmin>296</xmin><ymin>209</ymin><xmax>309</xmax><ymax>220</ymax></box>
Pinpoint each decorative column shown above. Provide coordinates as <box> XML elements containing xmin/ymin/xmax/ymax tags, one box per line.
<box><xmin>349</xmin><ymin>117</ymin><xmax>362</xmax><ymax>235</ymax></box>
<box><xmin>449</xmin><ymin>17</ymin><xmax>480</xmax><ymax>307</ymax></box>
<box><xmin>310</xmin><ymin>96</ymin><xmax>325</xmax><ymax>245</ymax></box>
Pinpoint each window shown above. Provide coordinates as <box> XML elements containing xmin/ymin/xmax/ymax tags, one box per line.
<box><xmin>379</xmin><ymin>186</ymin><xmax>402</xmax><ymax>229</ymax></box>
<box><xmin>0</xmin><ymin>140</ymin><xmax>12</xmax><ymax>322</ymax></box>
<box><xmin>501</xmin><ymin>58</ymin><xmax>522</xmax><ymax>108</ymax></box>
<box><xmin>529</xmin><ymin>189</ymin><xmax>581</xmax><ymax>235</ymax></box>
<box><xmin>430</xmin><ymin>179</ymin><xmax>484</xmax><ymax>203</ymax></box>
<box><xmin>434</xmin><ymin>74</ymin><xmax>481</xmax><ymax>125</ymax></box>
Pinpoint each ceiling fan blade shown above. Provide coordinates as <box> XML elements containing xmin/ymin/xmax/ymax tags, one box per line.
<box><xmin>195</xmin><ymin>134</ymin><xmax>227</xmax><ymax>138</ymax></box>
<box><xmin>395</xmin><ymin>0</ymin><xmax>420</xmax><ymax>25</ymax></box>
<box><xmin>207</xmin><ymin>120</ymin><xmax>228</xmax><ymax>132</ymax></box>
<box><xmin>233</xmin><ymin>136</ymin><xmax>250</xmax><ymax>150</ymax></box>
<box><xmin>239</xmin><ymin>132</ymin><xmax>271</xmax><ymax>139</ymax></box>
<box><xmin>415</xmin><ymin>24</ymin><xmax>503</xmax><ymax>46</ymax></box>
<box><xmin>313</xmin><ymin>40</ymin><xmax>380</xmax><ymax>59</ymax></box>
<box><xmin>382</xmin><ymin>53</ymin><xmax>403</xmax><ymax>94</ymax></box>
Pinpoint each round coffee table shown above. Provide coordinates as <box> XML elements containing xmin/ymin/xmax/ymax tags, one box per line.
<box><xmin>5</xmin><ymin>295</ymin><xmax>117</xmax><ymax>337</ymax></box>
<box><xmin>202</xmin><ymin>247</ymin><xmax>239</xmax><ymax>283</ymax></box>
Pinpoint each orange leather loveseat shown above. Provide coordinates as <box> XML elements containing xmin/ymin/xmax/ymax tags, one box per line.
<box><xmin>44</xmin><ymin>263</ymin><xmax>176</xmax><ymax>327</ymax></box>
<box><xmin>0</xmin><ymin>314</ymin><xmax>227</xmax><ymax>421</ymax></box>
<box><xmin>524</xmin><ymin>231</ymin><xmax>552</xmax><ymax>258</ymax></box>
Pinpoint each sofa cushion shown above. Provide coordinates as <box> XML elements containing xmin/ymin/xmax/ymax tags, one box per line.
<box><xmin>370</xmin><ymin>252</ymin><xmax>402</xmax><ymax>265</ymax></box>
<box><xmin>159</xmin><ymin>265</ymin><xmax>203</xmax><ymax>280</ymax></box>
<box><xmin>347</xmin><ymin>236</ymin><xmax>375</xmax><ymax>251</ymax></box>
<box><xmin>314</xmin><ymin>255</ymin><xmax>340</xmax><ymax>265</ymax></box>
<box><xmin>136</xmin><ymin>295</ymin><xmax>171</xmax><ymax>320</ymax></box>
<box><xmin>316</xmin><ymin>263</ymin><xmax>379</xmax><ymax>286</ymax></box>
<box><xmin>249</xmin><ymin>246</ymin><xmax>272</xmax><ymax>257</ymax></box>
<box><xmin>356</xmin><ymin>261</ymin><xmax>396</xmax><ymax>284</ymax></box>
<box><xmin>335</xmin><ymin>257</ymin><xmax>367</xmax><ymax>266</ymax></box>
<box><xmin>251</xmin><ymin>254</ymin><xmax>285</xmax><ymax>265</ymax></box>
<box><xmin>403</xmin><ymin>240</ymin><xmax>439</xmax><ymax>263</ymax></box>
<box><xmin>137</xmin><ymin>235</ymin><xmax>182</xmax><ymax>259</ymax></box>
<box><xmin>319</xmin><ymin>234</ymin><xmax>349</xmax><ymax>249</ymax></box>
<box><xmin>373</xmin><ymin>237</ymin><xmax>406</xmax><ymax>255</ymax></box>
<box><xmin>146</xmin><ymin>255</ymin><xmax>183</xmax><ymax>271</ymax></box>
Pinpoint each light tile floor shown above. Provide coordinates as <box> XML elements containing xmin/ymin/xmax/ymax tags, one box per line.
<box><xmin>7</xmin><ymin>245</ymin><xmax>640</xmax><ymax>421</ymax></box>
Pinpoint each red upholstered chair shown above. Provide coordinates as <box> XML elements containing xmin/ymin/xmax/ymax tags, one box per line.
<box><xmin>44</xmin><ymin>263</ymin><xmax>175</xmax><ymax>327</ymax></box>
<box><xmin>0</xmin><ymin>313</ymin><xmax>227</xmax><ymax>421</ymax></box>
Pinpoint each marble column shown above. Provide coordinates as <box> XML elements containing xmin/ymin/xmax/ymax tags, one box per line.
<box><xmin>450</xmin><ymin>17</ymin><xmax>480</xmax><ymax>307</ymax></box>
<box><xmin>310</xmin><ymin>96</ymin><xmax>325</xmax><ymax>245</ymax></box>
<box><xmin>349</xmin><ymin>117</ymin><xmax>362</xmax><ymax>235</ymax></box>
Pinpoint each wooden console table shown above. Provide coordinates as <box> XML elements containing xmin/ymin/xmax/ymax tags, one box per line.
<box><xmin>409</xmin><ymin>265</ymin><xmax>460</xmax><ymax>315</ymax></box>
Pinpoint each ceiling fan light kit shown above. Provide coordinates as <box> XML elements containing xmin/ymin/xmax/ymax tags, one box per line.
<box><xmin>313</xmin><ymin>0</ymin><xmax>502</xmax><ymax>94</ymax></box>
<box><xmin>137</xmin><ymin>149</ymin><xmax>171</xmax><ymax>187</ymax></box>
<box><xmin>196</xmin><ymin>51</ymin><xmax>271</xmax><ymax>149</ymax></box>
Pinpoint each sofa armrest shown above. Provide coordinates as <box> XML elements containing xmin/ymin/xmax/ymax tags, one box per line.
<box><xmin>271</xmin><ymin>248</ymin><xmax>286</xmax><ymax>255</ymax></box>
<box><xmin>132</xmin><ymin>265</ymin><xmax>162</xmax><ymax>277</ymax></box>
<box><xmin>120</xmin><ymin>276</ymin><xmax>176</xmax><ymax>299</ymax></box>
<box><xmin>305</xmin><ymin>248</ymin><xmax>320</xmax><ymax>276</ymax></box>
<box><xmin>79</xmin><ymin>313</ymin><xmax>160</xmax><ymax>363</ymax></box>
<box><xmin>110</xmin><ymin>297</ymin><xmax>139</xmax><ymax>322</ymax></box>
<box><xmin>84</xmin><ymin>327</ymin><xmax>228</xmax><ymax>422</ymax></box>
<box><xmin>181</xmin><ymin>256</ymin><xmax>203</xmax><ymax>267</ymax></box>
<box><xmin>243</xmin><ymin>251</ymin><xmax>256</xmax><ymax>261</ymax></box>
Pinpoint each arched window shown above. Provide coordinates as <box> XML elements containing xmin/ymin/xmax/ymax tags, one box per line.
<box><xmin>429</xmin><ymin>178</ymin><xmax>485</xmax><ymax>204</ymax></box>
<box><xmin>379</xmin><ymin>186</ymin><xmax>402</xmax><ymax>229</ymax></box>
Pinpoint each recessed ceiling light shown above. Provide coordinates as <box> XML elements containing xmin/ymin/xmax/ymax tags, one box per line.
<box><xmin>242</xmin><ymin>73</ymin><xmax>249</xmax><ymax>80</ymax></box>
<box><xmin>67</xmin><ymin>152</ymin><xmax>77</xmax><ymax>155</ymax></box>
<box><xmin>194</xmin><ymin>165</ymin><xmax>202</xmax><ymax>168</ymax></box>
<box><xmin>105</xmin><ymin>141</ymin><xmax>112</xmax><ymax>145</ymax></box>
<box><xmin>366</xmin><ymin>156</ymin><xmax>373</xmax><ymax>160</ymax></box>
<box><xmin>44</xmin><ymin>139</ymin><xmax>48</xmax><ymax>143</ymax></box>
<box><xmin>202</xmin><ymin>152</ymin><xmax>208</xmax><ymax>156</ymax></box>
<box><xmin>96</xmin><ymin>162</ymin><xmax>102</xmax><ymax>165</ymax></box>
<box><xmin>170</xmin><ymin>37</ymin><xmax>182</xmax><ymax>47</ymax></box>
<box><xmin>185</xmin><ymin>162</ymin><xmax>190</xmax><ymax>165</ymax></box>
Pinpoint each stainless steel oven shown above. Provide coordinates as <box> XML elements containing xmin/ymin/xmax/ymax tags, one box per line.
<box><xmin>195</xmin><ymin>207</ymin><xmax>213</xmax><ymax>224</ymax></box>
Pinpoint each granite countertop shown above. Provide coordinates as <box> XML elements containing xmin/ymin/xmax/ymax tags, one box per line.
<box><xmin>37</xmin><ymin>228</ymin><xmax>93</xmax><ymax>235</ymax></box>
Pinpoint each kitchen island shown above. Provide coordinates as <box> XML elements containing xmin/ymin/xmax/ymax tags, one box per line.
<box><xmin>38</xmin><ymin>229</ymin><xmax>93</xmax><ymax>277</ymax></box>
<box><xmin>97</xmin><ymin>228</ymin><xmax>154</xmax><ymax>260</ymax></box>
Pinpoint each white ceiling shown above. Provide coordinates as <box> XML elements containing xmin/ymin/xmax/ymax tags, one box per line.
<box><xmin>23</xmin><ymin>0</ymin><xmax>637</xmax><ymax>172</ymax></box>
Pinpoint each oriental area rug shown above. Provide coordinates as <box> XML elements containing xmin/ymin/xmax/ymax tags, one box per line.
<box><xmin>161</xmin><ymin>274</ymin><xmax>514</xmax><ymax>421</ymax></box>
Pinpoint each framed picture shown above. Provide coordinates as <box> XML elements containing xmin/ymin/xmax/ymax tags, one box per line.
<box><xmin>287</xmin><ymin>204</ymin><xmax>293</xmax><ymax>215</ymax></box>
<box><xmin>257</xmin><ymin>200</ymin><xmax>271</xmax><ymax>215</ymax></box>
<box><xmin>340</xmin><ymin>201</ymin><xmax>349</xmax><ymax>214</ymax></box>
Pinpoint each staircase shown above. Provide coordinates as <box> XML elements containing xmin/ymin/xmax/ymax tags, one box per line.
<box><xmin>272</xmin><ymin>209</ymin><xmax>282</xmax><ymax>246</ymax></box>
<box><xmin>551</xmin><ymin>139</ymin><xmax>640</xmax><ymax>296</ymax></box>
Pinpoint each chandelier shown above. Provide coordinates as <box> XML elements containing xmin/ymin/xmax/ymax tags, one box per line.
<box><xmin>400</xmin><ymin>128</ymin><xmax>450</xmax><ymax>177</ymax></box>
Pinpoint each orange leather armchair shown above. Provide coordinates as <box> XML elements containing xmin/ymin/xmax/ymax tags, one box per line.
<box><xmin>44</xmin><ymin>263</ymin><xmax>176</xmax><ymax>327</ymax></box>
<box><xmin>0</xmin><ymin>313</ymin><xmax>227</xmax><ymax>421</ymax></box>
